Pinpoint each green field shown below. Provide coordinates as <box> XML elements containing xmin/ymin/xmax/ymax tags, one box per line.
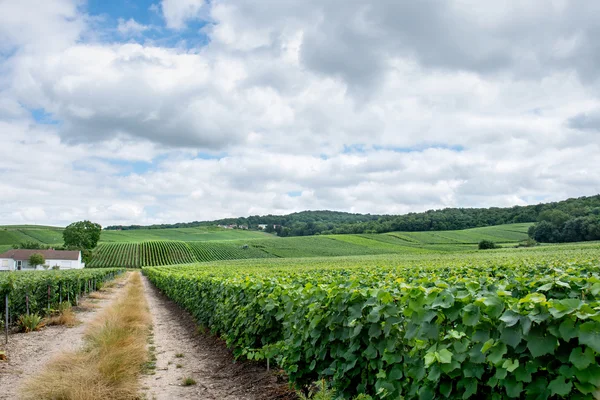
<box><xmin>0</xmin><ymin>225</ymin><xmax>272</xmax><ymax>248</ymax></box>
<box><xmin>85</xmin><ymin>223</ymin><xmax>533</xmax><ymax>267</ymax></box>
<box><xmin>99</xmin><ymin>226</ymin><xmax>272</xmax><ymax>242</ymax></box>
<box><xmin>144</xmin><ymin>243</ymin><xmax>600</xmax><ymax>399</ymax></box>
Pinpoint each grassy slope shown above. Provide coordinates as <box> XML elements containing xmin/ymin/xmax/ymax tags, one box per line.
<box><xmin>0</xmin><ymin>225</ymin><xmax>271</xmax><ymax>247</ymax></box>
<box><xmin>382</xmin><ymin>223</ymin><xmax>532</xmax><ymax>245</ymax></box>
<box><xmin>87</xmin><ymin>223</ymin><xmax>533</xmax><ymax>267</ymax></box>
<box><xmin>99</xmin><ymin>226</ymin><xmax>272</xmax><ymax>242</ymax></box>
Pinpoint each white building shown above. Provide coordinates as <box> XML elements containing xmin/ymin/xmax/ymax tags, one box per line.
<box><xmin>0</xmin><ymin>249</ymin><xmax>85</xmax><ymax>271</ymax></box>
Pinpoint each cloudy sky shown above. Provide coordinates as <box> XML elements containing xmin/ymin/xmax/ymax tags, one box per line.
<box><xmin>1</xmin><ymin>0</ymin><xmax>599</xmax><ymax>227</ymax></box>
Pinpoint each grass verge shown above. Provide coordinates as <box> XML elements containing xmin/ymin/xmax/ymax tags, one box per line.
<box><xmin>21</xmin><ymin>272</ymin><xmax>151</xmax><ymax>400</ymax></box>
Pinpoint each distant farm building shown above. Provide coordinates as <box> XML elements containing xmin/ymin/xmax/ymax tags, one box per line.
<box><xmin>257</xmin><ymin>224</ymin><xmax>268</xmax><ymax>230</ymax></box>
<box><xmin>217</xmin><ymin>224</ymin><xmax>239</xmax><ymax>229</ymax></box>
<box><xmin>0</xmin><ymin>249</ymin><xmax>85</xmax><ymax>271</ymax></box>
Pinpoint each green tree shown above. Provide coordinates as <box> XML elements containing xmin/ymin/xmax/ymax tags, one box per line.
<box><xmin>63</xmin><ymin>220</ymin><xmax>102</xmax><ymax>250</ymax></box>
<box><xmin>28</xmin><ymin>253</ymin><xmax>45</xmax><ymax>269</ymax></box>
<box><xmin>478</xmin><ymin>240</ymin><xmax>498</xmax><ymax>250</ymax></box>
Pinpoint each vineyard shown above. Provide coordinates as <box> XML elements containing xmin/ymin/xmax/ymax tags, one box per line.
<box><xmin>144</xmin><ymin>246</ymin><xmax>600</xmax><ymax>399</ymax></box>
<box><xmin>0</xmin><ymin>268</ymin><xmax>124</xmax><ymax>326</ymax></box>
<box><xmin>87</xmin><ymin>240</ymin><xmax>278</xmax><ymax>267</ymax></box>
<box><xmin>86</xmin><ymin>224</ymin><xmax>534</xmax><ymax>268</ymax></box>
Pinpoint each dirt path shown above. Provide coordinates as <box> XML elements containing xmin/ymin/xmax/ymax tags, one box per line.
<box><xmin>140</xmin><ymin>276</ymin><xmax>296</xmax><ymax>400</ymax></box>
<box><xmin>0</xmin><ymin>276</ymin><xmax>129</xmax><ymax>400</ymax></box>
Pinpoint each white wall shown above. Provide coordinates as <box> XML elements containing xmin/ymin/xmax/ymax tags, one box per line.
<box><xmin>0</xmin><ymin>254</ymin><xmax>83</xmax><ymax>271</ymax></box>
<box><xmin>45</xmin><ymin>257</ymin><xmax>84</xmax><ymax>270</ymax></box>
<box><xmin>0</xmin><ymin>258</ymin><xmax>15</xmax><ymax>271</ymax></box>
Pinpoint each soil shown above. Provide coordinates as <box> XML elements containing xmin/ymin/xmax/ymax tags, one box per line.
<box><xmin>0</xmin><ymin>277</ymin><xmax>129</xmax><ymax>400</ymax></box>
<box><xmin>140</xmin><ymin>276</ymin><xmax>297</xmax><ymax>400</ymax></box>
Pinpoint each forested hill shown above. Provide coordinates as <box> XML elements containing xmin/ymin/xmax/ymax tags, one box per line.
<box><xmin>105</xmin><ymin>194</ymin><xmax>600</xmax><ymax>238</ymax></box>
<box><xmin>105</xmin><ymin>210</ymin><xmax>382</xmax><ymax>234</ymax></box>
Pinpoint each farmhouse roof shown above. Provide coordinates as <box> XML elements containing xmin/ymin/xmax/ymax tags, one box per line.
<box><xmin>0</xmin><ymin>249</ymin><xmax>80</xmax><ymax>261</ymax></box>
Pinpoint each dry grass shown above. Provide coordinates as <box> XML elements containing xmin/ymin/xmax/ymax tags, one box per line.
<box><xmin>75</xmin><ymin>299</ymin><xmax>100</xmax><ymax>311</ymax></box>
<box><xmin>21</xmin><ymin>272</ymin><xmax>151</xmax><ymax>400</ymax></box>
<box><xmin>45</xmin><ymin>306</ymin><xmax>78</xmax><ymax>327</ymax></box>
<box><xmin>88</xmin><ymin>292</ymin><xmax>111</xmax><ymax>300</ymax></box>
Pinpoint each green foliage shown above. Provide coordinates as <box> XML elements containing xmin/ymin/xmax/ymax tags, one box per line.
<box><xmin>181</xmin><ymin>377</ymin><xmax>196</xmax><ymax>386</ymax></box>
<box><xmin>13</xmin><ymin>241</ymin><xmax>52</xmax><ymax>250</ymax></box>
<box><xmin>297</xmin><ymin>380</ymin><xmax>337</xmax><ymax>400</ymax></box>
<box><xmin>63</xmin><ymin>220</ymin><xmax>102</xmax><ymax>250</ymax></box>
<box><xmin>105</xmin><ymin>194</ymin><xmax>600</xmax><ymax>237</ymax></box>
<box><xmin>144</xmin><ymin>246</ymin><xmax>600</xmax><ymax>399</ymax></box>
<box><xmin>28</xmin><ymin>253</ymin><xmax>45</xmax><ymax>268</ymax></box>
<box><xmin>18</xmin><ymin>313</ymin><xmax>44</xmax><ymax>332</ymax></box>
<box><xmin>0</xmin><ymin>268</ymin><xmax>124</xmax><ymax>323</ymax></box>
<box><xmin>478</xmin><ymin>240</ymin><xmax>498</xmax><ymax>250</ymax></box>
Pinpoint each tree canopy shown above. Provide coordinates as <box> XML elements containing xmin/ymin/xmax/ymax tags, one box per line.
<box><xmin>28</xmin><ymin>253</ymin><xmax>45</xmax><ymax>268</ymax></box>
<box><xmin>105</xmin><ymin>194</ymin><xmax>600</xmax><ymax>241</ymax></box>
<box><xmin>63</xmin><ymin>220</ymin><xmax>102</xmax><ymax>250</ymax></box>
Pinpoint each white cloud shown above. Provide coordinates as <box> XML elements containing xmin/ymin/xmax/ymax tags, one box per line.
<box><xmin>0</xmin><ymin>0</ymin><xmax>599</xmax><ymax>226</ymax></box>
<box><xmin>117</xmin><ymin>18</ymin><xmax>150</xmax><ymax>36</ymax></box>
<box><xmin>160</xmin><ymin>0</ymin><xmax>207</xmax><ymax>30</ymax></box>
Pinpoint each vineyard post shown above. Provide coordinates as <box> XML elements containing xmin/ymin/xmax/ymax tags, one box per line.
<box><xmin>4</xmin><ymin>293</ymin><xmax>8</xmax><ymax>345</ymax></box>
<box><xmin>26</xmin><ymin>291</ymin><xmax>29</xmax><ymax>315</ymax></box>
<box><xmin>59</xmin><ymin>282</ymin><xmax>62</xmax><ymax>304</ymax></box>
<box><xmin>47</xmin><ymin>285</ymin><xmax>50</xmax><ymax>311</ymax></box>
<box><xmin>67</xmin><ymin>283</ymin><xmax>70</xmax><ymax>303</ymax></box>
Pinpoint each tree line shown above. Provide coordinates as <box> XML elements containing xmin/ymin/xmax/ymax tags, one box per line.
<box><xmin>106</xmin><ymin>195</ymin><xmax>600</xmax><ymax>241</ymax></box>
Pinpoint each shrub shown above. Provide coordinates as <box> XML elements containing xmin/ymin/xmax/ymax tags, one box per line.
<box><xmin>478</xmin><ymin>239</ymin><xmax>498</xmax><ymax>250</ymax></box>
<box><xmin>18</xmin><ymin>314</ymin><xmax>44</xmax><ymax>332</ymax></box>
<box><xmin>517</xmin><ymin>238</ymin><xmax>537</xmax><ymax>248</ymax></box>
<box><xmin>182</xmin><ymin>377</ymin><xmax>196</xmax><ymax>386</ymax></box>
<box><xmin>46</xmin><ymin>302</ymin><xmax>77</xmax><ymax>327</ymax></box>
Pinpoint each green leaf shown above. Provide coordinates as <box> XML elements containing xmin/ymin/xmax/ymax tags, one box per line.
<box><xmin>500</xmin><ymin>326</ymin><xmax>522</xmax><ymax>348</ymax></box>
<box><xmin>461</xmin><ymin>378</ymin><xmax>478</xmax><ymax>399</ymax></box>
<box><xmin>504</xmin><ymin>378</ymin><xmax>523</xmax><ymax>398</ymax></box>
<box><xmin>574</xmin><ymin>364</ymin><xmax>600</xmax><ymax>386</ymax></box>
<box><xmin>502</xmin><ymin>359</ymin><xmax>519</xmax><ymax>373</ymax></box>
<box><xmin>364</xmin><ymin>343</ymin><xmax>378</xmax><ymax>359</ymax></box>
<box><xmin>526</xmin><ymin>330</ymin><xmax>557</xmax><ymax>357</ymax></box>
<box><xmin>569</xmin><ymin>347</ymin><xmax>595</xmax><ymax>370</ymax></box>
<box><xmin>537</xmin><ymin>282</ymin><xmax>553</xmax><ymax>292</ymax></box>
<box><xmin>389</xmin><ymin>365</ymin><xmax>403</xmax><ymax>380</ymax></box>
<box><xmin>433</xmin><ymin>290</ymin><xmax>455</xmax><ymax>309</ymax></box>
<box><xmin>574</xmin><ymin>381</ymin><xmax>596</xmax><ymax>395</ymax></box>
<box><xmin>424</xmin><ymin>352</ymin><xmax>436</xmax><ymax>368</ymax></box>
<box><xmin>481</xmin><ymin>339</ymin><xmax>495</xmax><ymax>353</ymax></box>
<box><xmin>367</xmin><ymin>308</ymin><xmax>381</xmax><ymax>323</ymax></box>
<box><xmin>368</xmin><ymin>323</ymin><xmax>382</xmax><ymax>338</ymax></box>
<box><xmin>578</xmin><ymin>321</ymin><xmax>600</xmax><ymax>353</ymax></box>
<box><xmin>500</xmin><ymin>310</ymin><xmax>520</xmax><ymax>327</ymax></box>
<box><xmin>487</xmin><ymin>343</ymin><xmax>507</xmax><ymax>365</ymax></box>
<box><xmin>548</xmin><ymin>376</ymin><xmax>572</xmax><ymax>397</ymax></box>
<box><xmin>462</xmin><ymin>304</ymin><xmax>481</xmax><ymax>326</ymax></box>
<box><xmin>440</xmin><ymin>381</ymin><xmax>452</xmax><ymax>398</ymax></box>
<box><xmin>437</xmin><ymin>349</ymin><xmax>453</xmax><ymax>364</ymax></box>
<box><xmin>559</xmin><ymin>318</ymin><xmax>577</xmax><ymax>341</ymax></box>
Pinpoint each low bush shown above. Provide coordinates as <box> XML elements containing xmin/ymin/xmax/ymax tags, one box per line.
<box><xmin>478</xmin><ymin>239</ymin><xmax>498</xmax><ymax>250</ymax></box>
<box><xmin>45</xmin><ymin>302</ymin><xmax>77</xmax><ymax>327</ymax></box>
<box><xmin>18</xmin><ymin>314</ymin><xmax>44</xmax><ymax>332</ymax></box>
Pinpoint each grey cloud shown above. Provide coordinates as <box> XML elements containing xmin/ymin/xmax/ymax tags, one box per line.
<box><xmin>568</xmin><ymin>111</ymin><xmax>600</xmax><ymax>132</ymax></box>
<box><xmin>215</xmin><ymin>1</ymin><xmax>600</xmax><ymax>91</ymax></box>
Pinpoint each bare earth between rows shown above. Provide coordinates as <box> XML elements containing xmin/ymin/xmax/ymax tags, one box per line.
<box><xmin>0</xmin><ymin>280</ymin><xmax>128</xmax><ymax>400</ymax></box>
<box><xmin>0</xmin><ymin>275</ymin><xmax>295</xmax><ymax>400</ymax></box>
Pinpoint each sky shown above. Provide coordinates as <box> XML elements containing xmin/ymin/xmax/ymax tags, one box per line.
<box><xmin>1</xmin><ymin>0</ymin><xmax>599</xmax><ymax>227</ymax></box>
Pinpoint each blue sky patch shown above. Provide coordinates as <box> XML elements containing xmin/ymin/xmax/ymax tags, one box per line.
<box><xmin>373</xmin><ymin>144</ymin><xmax>465</xmax><ymax>153</ymax></box>
<box><xmin>287</xmin><ymin>191</ymin><xmax>302</xmax><ymax>197</ymax></box>
<box><xmin>30</xmin><ymin>108</ymin><xmax>59</xmax><ymax>125</ymax></box>
<box><xmin>85</xmin><ymin>0</ymin><xmax>212</xmax><ymax>48</ymax></box>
